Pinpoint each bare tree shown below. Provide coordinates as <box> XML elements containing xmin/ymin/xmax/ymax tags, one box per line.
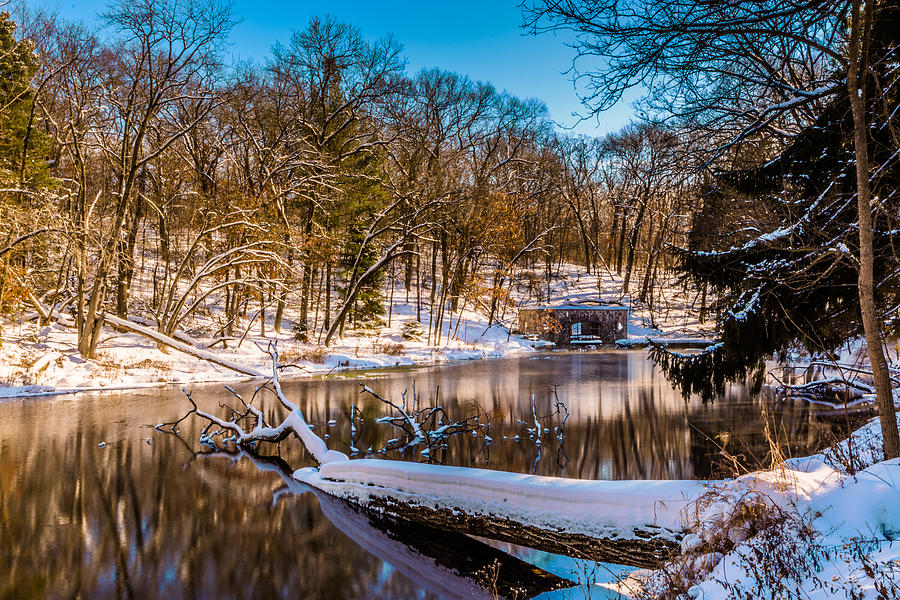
<box><xmin>270</xmin><ymin>16</ymin><xmax>405</xmax><ymax>337</ymax></box>
<box><xmin>69</xmin><ymin>0</ymin><xmax>234</xmax><ymax>358</ymax></box>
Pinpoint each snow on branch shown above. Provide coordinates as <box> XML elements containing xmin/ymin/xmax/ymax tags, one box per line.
<box><xmin>359</xmin><ymin>384</ymin><xmax>490</xmax><ymax>460</ymax></box>
<box><xmin>103</xmin><ymin>314</ymin><xmax>267</xmax><ymax>377</ymax></box>
<box><xmin>160</xmin><ymin>342</ymin><xmax>347</xmax><ymax>464</ymax></box>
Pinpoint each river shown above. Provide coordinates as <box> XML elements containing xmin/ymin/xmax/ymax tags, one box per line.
<box><xmin>0</xmin><ymin>351</ymin><xmax>848</xmax><ymax>598</ymax></box>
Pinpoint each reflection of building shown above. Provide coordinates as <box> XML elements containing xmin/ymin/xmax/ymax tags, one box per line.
<box><xmin>517</xmin><ymin>300</ymin><xmax>629</xmax><ymax>347</ymax></box>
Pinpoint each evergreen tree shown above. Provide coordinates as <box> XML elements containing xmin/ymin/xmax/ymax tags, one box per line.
<box><xmin>0</xmin><ymin>11</ymin><xmax>52</xmax><ymax>314</ymax></box>
<box><xmin>653</xmin><ymin>2</ymin><xmax>900</xmax><ymax>403</ymax></box>
<box><xmin>336</xmin><ymin>142</ymin><xmax>389</xmax><ymax>331</ymax></box>
<box><xmin>0</xmin><ymin>11</ymin><xmax>48</xmax><ymax>189</ymax></box>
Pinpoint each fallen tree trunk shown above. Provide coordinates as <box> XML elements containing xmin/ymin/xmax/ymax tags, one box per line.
<box><xmin>296</xmin><ymin>459</ymin><xmax>699</xmax><ymax>569</ymax></box>
<box><xmin>22</xmin><ymin>297</ymin><xmax>266</xmax><ymax>378</ymax></box>
<box><xmin>103</xmin><ymin>314</ymin><xmax>266</xmax><ymax>377</ymax></box>
<box><xmin>365</xmin><ymin>495</ymin><xmax>677</xmax><ymax>569</ymax></box>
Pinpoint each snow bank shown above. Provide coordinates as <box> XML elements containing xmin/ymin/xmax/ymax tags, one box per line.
<box><xmin>1</xmin><ymin>264</ymin><xmax>710</xmax><ymax>398</ymax></box>
<box><xmin>817</xmin><ymin>415</ymin><xmax>899</xmax><ymax>470</ymax></box>
<box><xmin>621</xmin><ymin>416</ymin><xmax>900</xmax><ymax>599</ymax></box>
<box><xmin>0</xmin><ymin>311</ymin><xmax>537</xmax><ymax>398</ymax></box>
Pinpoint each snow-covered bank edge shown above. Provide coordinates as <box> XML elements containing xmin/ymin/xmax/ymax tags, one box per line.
<box><xmin>598</xmin><ymin>415</ymin><xmax>900</xmax><ymax>599</ymax></box>
<box><xmin>1</xmin><ymin>264</ymin><xmax>716</xmax><ymax>400</ymax></box>
<box><xmin>0</xmin><ymin>336</ymin><xmax>535</xmax><ymax>399</ymax></box>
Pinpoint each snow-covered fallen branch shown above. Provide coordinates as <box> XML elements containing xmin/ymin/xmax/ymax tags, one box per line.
<box><xmin>782</xmin><ymin>377</ymin><xmax>875</xmax><ymax>394</ymax></box>
<box><xmin>163</xmin><ymin>344</ymin><xmax>347</xmax><ymax>464</ymax></box>
<box><xmin>103</xmin><ymin>313</ymin><xmax>267</xmax><ymax>378</ymax></box>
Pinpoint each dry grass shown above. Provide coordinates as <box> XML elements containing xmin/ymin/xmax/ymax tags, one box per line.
<box><xmin>93</xmin><ymin>353</ymin><xmax>171</xmax><ymax>376</ymax></box>
<box><xmin>279</xmin><ymin>344</ymin><xmax>328</xmax><ymax>364</ymax></box>
<box><xmin>379</xmin><ymin>341</ymin><xmax>405</xmax><ymax>356</ymax></box>
<box><xmin>128</xmin><ymin>358</ymin><xmax>171</xmax><ymax>371</ymax></box>
<box><xmin>0</xmin><ymin>351</ymin><xmax>41</xmax><ymax>386</ymax></box>
<box><xmin>92</xmin><ymin>353</ymin><xmax>125</xmax><ymax>378</ymax></box>
<box><xmin>627</xmin><ymin>408</ymin><xmax>900</xmax><ymax>600</ymax></box>
<box><xmin>1</xmin><ymin>366</ymin><xmax>35</xmax><ymax>387</ymax></box>
<box><xmin>369</xmin><ymin>339</ymin><xmax>405</xmax><ymax>356</ymax></box>
<box><xmin>634</xmin><ymin>489</ymin><xmax>824</xmax><ymax>600</ymax></box>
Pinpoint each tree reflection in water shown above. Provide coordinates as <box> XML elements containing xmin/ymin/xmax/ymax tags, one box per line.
<box><xmin>0</xmin><ymin>352</ymin><xmax>852</xmax><ymax>598</ymax></box>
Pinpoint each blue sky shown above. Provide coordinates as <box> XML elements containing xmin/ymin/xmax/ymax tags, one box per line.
<box><xmin>48</xmin><ymin>0</ymin><xmax>634</xmax><ymax>136</ymax></box>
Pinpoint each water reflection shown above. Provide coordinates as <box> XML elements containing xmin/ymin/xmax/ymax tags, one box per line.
<box><xmin>196</xmin><ymin>448</ymin><xmax>572</xmax><ymax>599</ymax></box>
<box><xmin>0</xmin><ymin>352</ymin><xmax>847</xmax><ymax>598</ymax></box>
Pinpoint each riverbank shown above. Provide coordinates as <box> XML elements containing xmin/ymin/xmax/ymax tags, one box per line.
<box><xmin>595</xmin><ymin>414</ymin><xmax>900</xmax><ymax>599</ymax></box>
<box><xmin>0</xmin><ymin>310</ymin><xmax>536</xmax><ymax>398</ymax></box>
<box><xmin>0</xmin><ymin>266</ymin><xmax>713</xmax><ymax>399</ymax></box>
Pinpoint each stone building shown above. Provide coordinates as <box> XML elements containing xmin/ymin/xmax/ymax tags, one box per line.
<box><xmin>517</xmin><ymin>300</ymin><xmax>629</xmax><ymax>347</ymax></box>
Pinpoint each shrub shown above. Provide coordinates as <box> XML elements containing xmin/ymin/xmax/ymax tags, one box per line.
<box><xmin>401</xmin><ymin>320</ymin><xmax>424</xmax><ymax>341</ymax></box>
<box><xmin>381</xmin><ymin>342</ymin><xmax>404</xmax><ymax>356</ymax></box>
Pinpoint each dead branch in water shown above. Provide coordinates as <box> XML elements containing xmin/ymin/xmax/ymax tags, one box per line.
<box><xmin>158</xmin><ymin>343</ymin><xmax>346</xmax><ymax>464</ymax></box>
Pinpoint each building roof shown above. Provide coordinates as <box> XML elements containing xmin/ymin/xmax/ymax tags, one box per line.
<box><xmin>521</xmin><ymin>300</ymin><xmax>629</xmax><ymax>311</ymax></box>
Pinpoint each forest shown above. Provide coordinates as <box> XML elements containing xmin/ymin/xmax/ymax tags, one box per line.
<box><xmin>0</xmin><ymin>0</ymin><xmax>701</xmax><ymax>356</ymax></box>
<box><xmin>3</xmin><ymin>0</ymin><xmax>898</xmax><ymax>442</ymax></box>
<box><xmin>2</xmin><ymin>0</ymin><xmax>900</xmax><ymax>596</ymax></box>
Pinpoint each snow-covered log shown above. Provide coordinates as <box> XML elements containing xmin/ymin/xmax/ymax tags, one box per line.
<box><xmin>103</xmin><ymin>314</ymin><xmax>266</xmax><ymax>377</ymax></box>
<box><xmin>296</xmin><ymin>459</ymin><xmax>704</xmax><ymax>568</ymax></box>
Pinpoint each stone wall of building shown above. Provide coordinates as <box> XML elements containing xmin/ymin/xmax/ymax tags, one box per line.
<box><xmin>518</xmin><ymin>307</ymin><xmax>628</xmax><ymax>346</ymax></box>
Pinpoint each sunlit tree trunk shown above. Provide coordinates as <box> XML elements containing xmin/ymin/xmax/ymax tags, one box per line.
<box><xmin>848</xmin><ymin>0</ymin><xmax>899</xmax><ymax>459</ymax></box>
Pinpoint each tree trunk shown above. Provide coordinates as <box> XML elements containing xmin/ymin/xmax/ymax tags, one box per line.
<box><xmin>364</xmin><ymin>492</ymin><xmax>677</xmax><ymax>569</ymax></box>
<box><xmin>428</xmin><ymin>241</ymin><xmax>437</xmax><ymax>345</ymax></box>
<box><xmin>274</xmin><ymin>291</ymin><xmax>285</xmax><ymax>334</ymax></box>
<box><xmin>324</xmin><ymin>262</ymin><xmax>331</xmax><ymax>330</ymax></box>
<box><xmin>608</xmin><ymin>202</ymin><xmax>620</xmax><ymax>263</ymax></box>
<box><xmin>387</xmin><ymin>262</ymin><xmax>395</xmax><ymax>328</ymax></box>
<box><xmin>415</xmin><ymin>251</ymin><xmax>421</xmax><ymax>323</ymax></box>
<box><xmin>115</xmin><ymin>196</ymin><xmax>142</xmax><ymax>318</ymax></box>
<box><xmin>259</xmin><ymin>288</ymin><xmax>266</xmax><ymax>337</ymax></box>
<box><xmin>298</xmin><ymin>262</ymin><xmax>311</xmax><ymax>338</ymax></box>
<box><xmin>848</xmin><ymin>0</ymin><xmax>899</xmax><ymax>459</ymax></box>
<box><xmin>615</xmin><ymin>204</ymin><xmax>628</xmax><ymax>274</ymax></box>
<box><xmin>623</xmin><ymin>196</ymin><xmax>647</xmax><ymax>295</ymax></box>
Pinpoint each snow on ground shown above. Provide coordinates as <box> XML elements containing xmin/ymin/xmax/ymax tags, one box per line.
<box><xmin>0</xmin><ymin>302</ymin><xmax>533</xmax><ymax>397</ymax></box>
<box><xmin>0</xmin><ymin>265</ymin><xmax>709</xmax><ymax>398</ymax></box>
<box><xmin>598</xmin><ymin>414</ymin><xmax>900</xmax><ymax>599</ymax></box>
